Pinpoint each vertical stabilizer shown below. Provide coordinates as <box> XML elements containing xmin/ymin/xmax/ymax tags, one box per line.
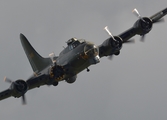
<box><xmin>20</xmin><ymin>33</ymin><xmax>52</xmax><ymax>72</ymax></box>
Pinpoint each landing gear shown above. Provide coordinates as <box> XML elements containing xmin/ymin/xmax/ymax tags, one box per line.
<box><xmin>86</xmin><ymin>68</ymin><xmax>90</xmax><ymax>72</ymax></box>
<box><xmin>114</xmin><ymin>51</ymin><xmax>120</xmax><ymax>56</ymax></box>
<box><xmin>52</xmin><ymin>82</ymin><xmax>58</xmax><ymax>86</ymax></box>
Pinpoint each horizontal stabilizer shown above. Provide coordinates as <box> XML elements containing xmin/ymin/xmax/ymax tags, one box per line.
<box><xmin>20</xmin><ymin>33</ymin><xmax>52</xmax><ymax>72</ymax></box>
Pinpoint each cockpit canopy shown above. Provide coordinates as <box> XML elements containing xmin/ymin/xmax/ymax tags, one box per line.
<box><xmin>60</xmin><ymin>38</ymin><xmax>85</xmax><ymax>55</ymax></box>
<box><xmin>66</xmin><ymin>38</ymin><xmax>77</xmax><ymax>45</ymax></box>
<box><xmin>67</xmin><ymin>38</ymin><xmax>85</xmax><ymax>50</ymax></box>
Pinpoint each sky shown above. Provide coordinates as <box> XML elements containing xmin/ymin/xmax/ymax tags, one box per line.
<box><xmin>0</xmin><ymin>0</ymin><xmax>167</xmax><ymax>120</ymax></box>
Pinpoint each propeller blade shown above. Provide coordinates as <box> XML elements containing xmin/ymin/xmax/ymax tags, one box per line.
<box><xmin>104</xmin><ymin>26</ymin><xmax>116</xmax><ymax>41</ymax></box>
<box><xmin>153</xmin><ymin>18</ymin><xmax>165</xmax><ymax>24</ymax></box>
<box><xmin>4</xmin><ymin>77</ymin><xmax>12</xmax><ymax>83</ymax></box>
<box><xmin>132</xmin><ymin>8</ymin><xmax>141</xmax><ymax>18</ymax></box>
<box><xmin>22</xmin><ymin>95</ymin><xmax>26</xmax><ymax>105</ymax></box>
<box><xmin>108</xmin><ymin>51</ymin><xmax>121</xmax><ymax>61</ymax></box>
<box><xmin>108</xmin><ymin>55</ymin><xmax>113</xmax><ymax>61</ymax></box>
<box><xmin>4</xmin><ymin>77</ymin><xmax>27</xmax><ymax>105</ymax></box>
<box><xmin>132</xmin><ymin>8</ymin><xmax>146</xmax><ymax>23</ymax></box>
<box><xmin>140</xmin><ymin>35</ymin><xmax>145</xmax><ymax>42</ymax></box>
<box><xmin>123</xmin><ymin>39</ymin><xmax>135</xmax><ymax>44</ymax></box>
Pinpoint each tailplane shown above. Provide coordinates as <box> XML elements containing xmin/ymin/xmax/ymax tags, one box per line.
<box><xmin>20</xmin><ymin>33</ymin><xmax>52</xmax><ymax>72</ymax></box>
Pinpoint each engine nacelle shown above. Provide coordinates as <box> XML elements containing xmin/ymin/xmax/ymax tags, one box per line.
<box><xmin>49</xmin><ymin>64</ymin><xmax>65</xmax><ymax>81</ymax></box>
<box><xmin>133</xmin><ymin>17</ymin><xmax>153</xmax><ymax>35</ymax></box>
<box><xmin>10</xmin><ymin>79</ymin><xmax>28</xmax><ymax>98</ymax></box>
<box><xmin>99</xmin><ymin>36</ymin><xmax>122</xmax><ymax>56</ymax></box>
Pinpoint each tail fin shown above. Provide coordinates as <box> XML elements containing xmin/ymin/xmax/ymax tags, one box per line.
<box><xmin>20</xmin><ymin>33</ymin><xmax>52</xmax><ymax>72</ymax></box>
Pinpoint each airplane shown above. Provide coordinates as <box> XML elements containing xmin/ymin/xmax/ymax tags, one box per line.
<box><xmin>0</xmin><ymin>8</ymin><xmax>167</xmax><ymax>105</ymax></box>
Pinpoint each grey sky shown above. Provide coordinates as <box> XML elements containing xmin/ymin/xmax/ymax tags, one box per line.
<box><xmin>0</xmin><ymin>1</ymin><xmax>167</xmax><ymax>120</ymax></box>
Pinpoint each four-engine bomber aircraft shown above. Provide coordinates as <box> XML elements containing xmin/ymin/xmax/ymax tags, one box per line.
<box><xmin>0</xmin><ymin>8</ymin><xmax>167</xmax><ymax>104</ymax></box>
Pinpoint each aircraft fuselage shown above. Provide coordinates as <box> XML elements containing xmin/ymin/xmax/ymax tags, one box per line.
<box><xmin>56</xmin><ymin>41</ymin><xmax>100</xmax><ymax>80</ymax></box>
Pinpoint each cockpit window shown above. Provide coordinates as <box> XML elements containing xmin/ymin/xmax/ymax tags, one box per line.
<box><xmin>60</xmin><ymin>38</ymin><xmax>86</xmax><ymax>55</ymax></box>
<box><xmin>69</xmin><ymin>41</ymin><xmax>80</xmax><ymax>50</ymax></box>
<box><xmin>78</xmin><ymin>39</ymin><xmax>85</xmax><ymax>43</ymax></box>
<box><xmin>67</xmin><ymin>38</ymin><xmax>86</xmax><ymax>50</ymax></box>
<box><xmin>67</xmin><ymin>38</ymin><xmax>77</xmax><ymax>45</ymax></box>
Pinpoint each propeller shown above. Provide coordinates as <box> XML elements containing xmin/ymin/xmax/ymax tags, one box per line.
<box><xmin>132</xmin><ymin>8</ymin><xmax>165</xmax><ymax>42</ymax></box>
<box><xmin>132</xmin><ymin>8</ymin><xmax>147</xmax><ymax>41</ymax></box>
<box><xmin>104</xmin><ymin>26</ymin><xmax>134</xmax><ymax>60</ymax></box>
<box><xmin>104</xmin><ymin>26</ymin><xmax>117</xmax><ymax>60</ymax></box>
<box><xmin>4</xmin><ymin>77</ymin><xmax>27</xmax><ymax>105</ymax></box>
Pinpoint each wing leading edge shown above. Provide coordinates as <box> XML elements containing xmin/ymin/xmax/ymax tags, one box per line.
<box><xmin>20</xmin><ymin>34</ymin><xmax>52</xmax><ymax>72</ymax></box>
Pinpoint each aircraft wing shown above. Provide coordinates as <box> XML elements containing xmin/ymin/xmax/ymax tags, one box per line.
<box><xmin>150</xmin><ymin>8</ymin><xmax>167</xmax><ymax>23</ymax></box>
<box><xmin>119</xmin><ymin>8</ymin><xmax>167</xmax><ymax>42</ymax></box>
<box><xmin>26</xmin><ymin>74</ymin><xmax>49</xmax><ymax>90</ymax></box>
<box><xmin>0</xmin><ymin>74</ymin><xmax>50</xmax><ymax>104</ymax></box>
<box><xmin>0</xmin><ymin>89</ymin><xmax>12</xmax><ymax>101</ymax></box>
<box><xmin>99</xmin><ymin>8</ymin><xmax>167</xmax><ymax>58</ymax></box>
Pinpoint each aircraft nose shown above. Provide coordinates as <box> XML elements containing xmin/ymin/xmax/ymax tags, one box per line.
<box><xmin>84</xmin><ymin>44</ymin><xmax>99</xmax><ymax>57</ymax></box>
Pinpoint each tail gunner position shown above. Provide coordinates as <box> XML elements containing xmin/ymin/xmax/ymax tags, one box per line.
<box><xmin>0</xmin><ymin>8</ymin><xmax>166</xmax><ymax>104</ymax></box>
